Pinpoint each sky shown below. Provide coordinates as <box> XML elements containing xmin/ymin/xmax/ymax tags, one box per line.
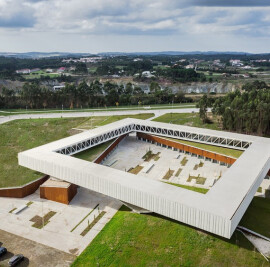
<box><xmin>0</xmin><ymin>0</ymin><xmax>270</xmax><ymax>53</ymax></box>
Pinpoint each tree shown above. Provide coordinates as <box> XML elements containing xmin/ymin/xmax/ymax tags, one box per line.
<box><xmin>21</xmin><ymin>82</ymin><xmax>42</xmax><ymax>108</ymax></box>
<box><xmin>75</xmin><ymin>63</ymin><xmax>88</xmax><ymax>74</ymax></box>
<box><xmin>197</xmin><ymin>94</ymin><xmax>209</xmax><ymax>123</ymax></box>
<box><xmin>150</xmin><ymin>81</ymin><xmax>161</xmax><ymax>93</ymax></box>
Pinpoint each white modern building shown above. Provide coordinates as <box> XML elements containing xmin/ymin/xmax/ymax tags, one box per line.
<box><xmin>18</xmin><ymin>119</ymin><xmax>270</xmax><ymax>238</ymax></box>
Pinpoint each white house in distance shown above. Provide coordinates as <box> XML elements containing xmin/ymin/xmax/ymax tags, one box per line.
<box><xmin>57</xmin><ymin>67</ymin><xmax>66</xmax><ymax>73</ymax></box>
<box><xmin>142</xmin><ymin>71</ymin><xmax>155</xmax><ymax>78</ymax></box>
<box><xmin>53</xmin><ymin>83</ymin><xmax>65</xmax><ymax>91</ymax></box>
<box><xmin>16</xmin><ymin>69</ymin><xmax>31</xmax><ymax>74</ymax></box>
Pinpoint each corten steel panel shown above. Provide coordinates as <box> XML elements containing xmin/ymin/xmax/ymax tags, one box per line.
<box><xmin>0</xmin><ymin>175</ymin><xmax>49</xmax><ymax>198</ymax></box>
<box><xmin>68</xmin><ymin>184</ymin><xmax>78</xmax><ymax>203</ymax></box>
<box><xmin>40</xmin><ymin>184</ymin><xmax>77</xmax><ymax>204</ymax></box>
<box><xmin>137</xmin><ymin>133</ymin><xmax>236</xmax><ymax>165</ymax></box>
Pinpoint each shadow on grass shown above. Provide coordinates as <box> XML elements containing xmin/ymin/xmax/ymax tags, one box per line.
<box><xmin>121</xmin><ymin>205</ymin><xmax>256</xmax><ymax>254</ymax></box>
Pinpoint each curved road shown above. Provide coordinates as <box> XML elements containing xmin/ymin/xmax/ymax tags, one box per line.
<box><xmin>0</xmin><ymin>108</ymin><xmax>199</xmax><ymax>125</ymax></box>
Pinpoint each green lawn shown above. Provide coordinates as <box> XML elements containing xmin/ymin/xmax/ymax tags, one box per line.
<box><xmin>77</xmin><ymin>113</ymin><xmax>154</xmax><ymax>130</ymax></box>
<box><xmin>240</xmin><ymin>197</ymin><xmax>270</xmax><ymax>238</ymax></box>
<box><xmin>153</xmin><ymin>112</ymin><xmax>220</xmax><ymax>130</ymax></box>
<box><xmin>72</xmin><ymin>200</ymin><xmax>269</xmax><ymax>267</ymax></box>
<box><xmin>154</xmin><ymin>113</ymin><xmax>243</xmax><ymax>158</ymax></box>
<box><xmin>164</xmin><ymin>182</ymin><xmax>209</xmax><ymax>194</ymax></box>
<box><xmin>166</xmin><ymin>137</ymin><xmax>243</xmax><ymax>158</ymax></box>
<box><xmin>73</xmin><ymin>140</ymin><xmax>114</xmax><ymax>162</ymax></box>
<box><xmin>0</xmin><ymin>113</ymin><xmax>153</xmax><ymax>188</ymax></box>
<box><xmin>22</xmin><ymin>70</ymin><xmax>59</xmax><ymax>79</ymax></box>
<box><xmin>0</xmin><ymin>117</ymin><xmax>87</xmax><ymax>188</ymax></box>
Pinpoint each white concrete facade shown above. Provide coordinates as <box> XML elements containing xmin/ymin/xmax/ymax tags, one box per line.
<box><xmin>18</xmin><ymin>118</ymin><xmax>270</xmax><ymax>238</ymax></box>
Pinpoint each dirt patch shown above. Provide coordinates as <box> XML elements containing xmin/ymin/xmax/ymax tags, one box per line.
<box><xmin>0</xmin><ymin>229</ymin><xmax>75</xmax><ymax>267</ymax></box>
<box><xmin>68</xmin><ymin>128</ymin><xmax>84</xmax><ymax>135</ymax></box>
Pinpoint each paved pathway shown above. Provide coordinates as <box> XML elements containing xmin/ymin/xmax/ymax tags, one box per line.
<box><xmin>0</xmin><ymin>108</ymin><xmax>199</xmax><ymax>125</ymax></box>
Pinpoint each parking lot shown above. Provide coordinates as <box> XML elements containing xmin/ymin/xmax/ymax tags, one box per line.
<box><xmin>0</xmin><ymin>229</ymin><xmax>75</xmax><ymax>267</ymax></box>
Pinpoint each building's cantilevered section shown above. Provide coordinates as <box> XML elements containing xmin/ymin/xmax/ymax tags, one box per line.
<box><xmin>18</xmin><ymin>118</ymin><xmax>270</xmax><ymax>238</ymax></box>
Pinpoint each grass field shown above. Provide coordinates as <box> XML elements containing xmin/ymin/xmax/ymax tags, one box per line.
<box><xmin>77</xmin><ymin>113</ymin><xmax>154</xmax><ymax>129</ymax></box>
<box><xmin>154</xmin><ymin>113</ymin><xmax>243</xmax><ymax>158</ymax></box>
<box><xmin>0</xmin><ymin>113</ymin><xmax>153</xmax><ymax>188</ymax></box>
<box><xmin>72</xmin><ymin>199</ymin><xmax>270</xmax><ymax>267</ymax></box>
<box><xmin>0</xmin><ymin>117</ymin><xmax>87</xmax><ymax>188</ymax></box>
<box><xmin>22</xmin><ymin>70</ymin><xmax>59</xmax><ymax>79</ymax></box>
<box><xmin>153</xmin><ymin>112</ymin><xmax>220</xmax><ymax>130</ymax></box>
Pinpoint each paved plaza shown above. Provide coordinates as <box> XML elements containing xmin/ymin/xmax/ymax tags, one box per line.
<box><xmin>0</xmin><ymin>187</ymin><xmax>121</xmax><ymax>255</ymax></box>
<box><xmin>102</xmin><ymin>134</ymin><xmax>230</xmax><ymax>190</ymax></box>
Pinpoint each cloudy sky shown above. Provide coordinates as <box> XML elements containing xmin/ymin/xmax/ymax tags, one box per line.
<box><xmin>0</xmin><ymin>0</ymin><xmax>270</xmax><ymax>53</ymax></box>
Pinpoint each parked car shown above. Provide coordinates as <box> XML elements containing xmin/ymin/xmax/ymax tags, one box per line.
<box><xmin>8</xmin><ymin>254</ymin><xmax>24</xmax><ymax>266</ymax></box>
<box><xmin>0</xmin><ymin>247</ymin><xmax>7</xmax><ymax>257</ymax></box>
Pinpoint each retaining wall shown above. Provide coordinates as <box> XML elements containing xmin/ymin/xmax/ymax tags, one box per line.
<box><xmin>0</xmin><ymin>175</ymin><xmax>49</xmax><ymax>198</ymax></box>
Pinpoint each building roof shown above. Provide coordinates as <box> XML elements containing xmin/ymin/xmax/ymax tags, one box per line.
<box><xmin>18</xmin><ymin>118</ymin><xmax>270</xmax><ymax>238</ymax></box>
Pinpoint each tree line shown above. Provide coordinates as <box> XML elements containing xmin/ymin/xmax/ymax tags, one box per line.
<box><xmin>197</xmin><ymin>82</ymin><xmax>270</xmax><ymax>136</ymax></box>
<box><xmin>0</xmin><ymin>81</ymin><xmax>192</xmax><ymax>109</ymax></box>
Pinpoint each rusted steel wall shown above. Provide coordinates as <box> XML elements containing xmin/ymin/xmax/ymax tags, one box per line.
<box><xmin>137</xmin><ymin>132</ymin><xmax>237</xmax><ymax>165</ymax></box>
<box><xmin>40</xmin><ymin>184</ymin><xmax>77</xmax><ymax>204</ymax></box>
<box><xmin>0</xmin><ymin>175</ymin><xmax>49</xmax><ymax>198</ymax></box>
<box><xmin>94</xmin><ymin>134</ymin><xmax>128</xmax><ymax>164</ymax></box>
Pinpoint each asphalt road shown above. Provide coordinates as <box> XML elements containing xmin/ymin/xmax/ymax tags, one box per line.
<box><xmin>0</xmin><ymin>108</ymin><xmax>199</xmax><ymax>125</ymax></box>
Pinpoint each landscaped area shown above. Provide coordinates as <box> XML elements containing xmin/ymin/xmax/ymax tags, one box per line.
<box><xmin>72</xmin><ymin>198</ymin><xmax>270</xmax><ymax>267</ymax></box>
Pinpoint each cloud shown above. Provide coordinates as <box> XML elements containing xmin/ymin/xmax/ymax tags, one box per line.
<box><xmin>0</xmin><ymin>0</ymin><xmax>36</xmax><ymax>28</ymax></box>
<box><xmin>191</xmin><ymin>0</ymin><xmax>270</xmax><ymax>7</ymax></box>
<box><xmin>0</xmin><ymin>0</ymin><xmax>269</xmax><ymax>53</ymax></box>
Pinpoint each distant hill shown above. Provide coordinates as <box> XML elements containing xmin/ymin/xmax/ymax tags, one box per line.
<box><xmin>98</xmin><ymin>51</ymin><xmax>253</xmax><ymax>56</ymax></box>
<box><xmin>1</xmin><ymin>51</ymin><xmax>269</xmax><ymax>59</ymax></box>
<box><xmin>0</xmin><ymin>52</ymin><xmax>93</xmax><ymax>59</ymax></box>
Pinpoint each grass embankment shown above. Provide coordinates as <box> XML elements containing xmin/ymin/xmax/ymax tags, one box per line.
<box><xmin>72</xmin><ymin>201</ymin><xmax>270</xmax><ymax>267</ymax></box>
<box><xmin>73</xmin><ymin>140</ymin><xmax>114</xmax><ymax>162</ymax></box>
<box><xmin>0</xmin><ymin>113</ymin><xmax>153</xmax><ymax>188</ymax></box>
<box><xmin>153</xmin><ymin>113</ymin><xmax>243</xmax><ymax>158</ymax></box>
<box><xmin>240</xmin><ymin>197</ymin><xmax>270</xmax><ymax>238</ymax></box>
<box><xmin>76</xmin><ymin>113</ymin><xmax>154</xmax><ymax>129</ymax></box>
<box><xmin>0</xmin><ymin>117</ymin><xmax>87</xmax><ymax>188</ymax></box>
